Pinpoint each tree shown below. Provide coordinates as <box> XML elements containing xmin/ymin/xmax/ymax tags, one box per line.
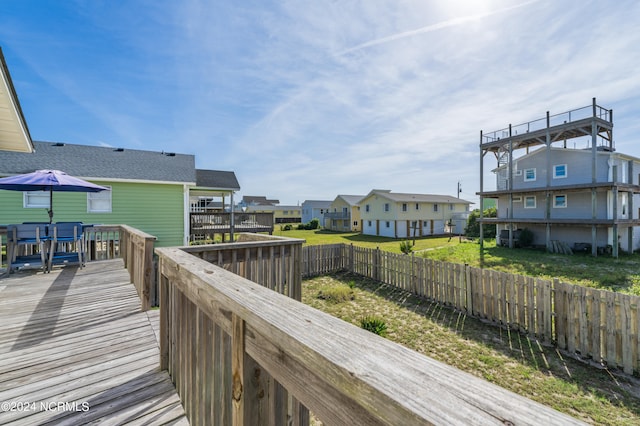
<box><xmin>465</xmin><ymin>207</ymin><xmax>497</xmax><ymax>238</ymax></box>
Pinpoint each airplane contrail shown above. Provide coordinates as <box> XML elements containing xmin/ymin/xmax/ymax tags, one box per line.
<box><xmin>337</xmin><ymin>0</ymin><xmax>540</xmax><ymax>56</ymax></box>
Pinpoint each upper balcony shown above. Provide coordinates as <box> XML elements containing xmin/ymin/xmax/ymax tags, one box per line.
<box><xmin>481</xmin><ymin>99</ymin><xmax>613</xmax><ymax>154</ymax></box>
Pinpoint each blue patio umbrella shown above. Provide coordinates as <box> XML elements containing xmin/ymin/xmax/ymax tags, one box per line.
<box><xmin>0</xmin><ymin>169</ymin><xmax>109</xmax><ymax>223</ymax></box>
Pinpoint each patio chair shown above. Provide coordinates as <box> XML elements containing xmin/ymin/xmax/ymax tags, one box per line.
<box><xmin>48</xmin><ymin>222</ymin><xmax>85</xmax><ymax>271</ymax></box>
<box><xmin>6</xmin><ymin>223</ymin><xmax>49</xmax><ymax>273</ymax></box>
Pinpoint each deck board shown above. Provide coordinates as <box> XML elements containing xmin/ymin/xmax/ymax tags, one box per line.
<box><xmin>0</xmin><ymin>259</ymin><xmax>188</xmax><ymax>425</ymax></box>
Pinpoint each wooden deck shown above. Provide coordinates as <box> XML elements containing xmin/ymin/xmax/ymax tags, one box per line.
<box><xmin>0</xmin><ymin>259</ymin><xmax>188</xmax><ymax>425</ymax></box>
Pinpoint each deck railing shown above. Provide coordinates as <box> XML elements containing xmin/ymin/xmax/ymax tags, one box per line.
<box><xmin>155</xmin><ymin>242</ymin><xmax>583</xmax><ymax>425</ymax></box>
<box><xmin>84</xmin><ymin>224</ymin><xmax>157</xmax><ymax>310</ymax></box>
<box><xmin>190</xmin><ymin>212</ymin><xmax>274</xmax><ymax>242</ymax></box>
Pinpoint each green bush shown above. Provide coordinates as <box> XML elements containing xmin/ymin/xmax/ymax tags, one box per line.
<box><xmin>317</xmin><ymin>285</ymin><xmax>354</xmax><ymax>303</ymax></box>
<box><xmin>281</xmin><ymin>224</ymin><xmax>293</xmax><ymax>231</ymax></box>
<box><xmin>299</xmin><ymin>218</ymin><xmax>321</xmax><ymax>230</ymax></box>
<box><xmin>399</xmin><ymin>240</ymin><xmax>413</xmax><ymax>254</ymax></box>
<box><xmin>519</xmin><ymin>228</ymin><xmax>534</xmax><ymax>247</ymax></box>
<box><xmin>465</xmin><ymin>207</ymin><xmax>497</xmax><ymax>238</ymax></box>
<box><xmin>360</xmin><ymin>315</ymin><xmax>388</xmax><ymax>337</ymax></box>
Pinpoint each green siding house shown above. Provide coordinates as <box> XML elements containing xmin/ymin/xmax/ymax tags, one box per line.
<box><xmin>0</xmin><ymin>141</ymin><xmax>240</xmax><ymax>247</ymax></box>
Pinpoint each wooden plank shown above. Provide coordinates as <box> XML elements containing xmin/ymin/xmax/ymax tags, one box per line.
<box><xmin>0</xmin><ymin>259</ymin><xmax>187</xmax><ymax>425</ymax></box>
<box><xmin>555</xmin><ymin>282</ymin><xmax>567</xmax><ymax>350</ymax></box>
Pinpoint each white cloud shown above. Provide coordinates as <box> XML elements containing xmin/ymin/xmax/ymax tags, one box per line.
<box><xmin>3</xmin><ymin>0</ymin><xmax>640</xmax><ymax>206</ymax></box>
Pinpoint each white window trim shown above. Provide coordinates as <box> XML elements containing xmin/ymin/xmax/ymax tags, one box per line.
<box><xmin>384</xmin><ymin>203</ymin><xmax>390</xmax><ymax>212</ymax></box>
<box><xmin>553</xmin><ymin>194</ymin><xmax>567</xmax><ymax>208</ymax></box>
<box><xmin>87</xmin><ymin>185</ymin><xmax>112</xmax><ymax>213</ymax></box>
<box><xmin>553</xmin><ymin>164</ymin><xmax>568</xmax><ymax>179</ymax></box>
<box><xmin>24</xmin><ymin>191</ymin><xmax>50</xmax><ymax>208</ymax></box>
<box><xmin>524</xmin><ymin>168</ymin><xmax>536</xmax><ymax>182</ymax></box>
<box><xmin>512</xmin><ymin>196</ymin><xmax>522</xmax><ymax>202</ymax></box>
<box><xmin>524</xmin><ymin>196</ymin><xmax>536</xmax><ymax>209</ymax></box>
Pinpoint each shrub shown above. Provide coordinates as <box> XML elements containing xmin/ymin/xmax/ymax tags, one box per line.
<box><xmin>317</xmin><ymin>285</ymin><xmax>354</xmax><ymax>303</ymax></box>
<box><xmin>399</xmin><ymin>240</ymin><xmax>413</xmax><ymax>254</ymax></box>
<box><xmin>297</xmin><ymin>223</ymin><xmax>306</xmax><ymax>230</ymax></box>
<box><xmin>465</xmin><ymin>207</ymin><xmax>497</xmax><ymax>238</ymax></box>
<box><xmin>519</xmin><ymin>228</ymin><xmax>534</xmax><ymax>247</ymax></box>
<box><xmin>281</xmin><ymin>224</ymin><xmax>293</xmax><ymax>231</ymax></box>
<box><xmin>360</xmin><ymin>315</ymin><xmax>388</xmax><ymax>337</ymax></box>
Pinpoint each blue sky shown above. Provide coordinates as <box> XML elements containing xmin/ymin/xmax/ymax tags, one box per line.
<box><xmin>2</xmin><ymin>0</ymin><xmax>640</xmax><ymax>206</ymax></box>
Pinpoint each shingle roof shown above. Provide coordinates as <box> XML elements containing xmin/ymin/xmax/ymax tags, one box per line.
<box><xmin>302</xmin><ymin>200</ymin><xmax>332</xmax><ymax>208</ymax></box>
<box><xmin>242</xmin><ymin>196</ymin><xmax>279</xmax><ymax>205</ymax></box>
<box><xmin>367</xmin><ymin>190</ymin><xmax>472</xmax><ymax>205</ymax></box>
<box><xmin>338</xmin><ymin>195</ymin><xmax>364</xmax><ymax>206</ymax></box>
<box><xmin>0</xmin><ymin>141</ymin><xmax>196</xmax><ymax>183</ymax></box>
<box><xmin>196</xmin><ymin>169</ymin><xmax>240</xmax><ymax>190</ymax></box>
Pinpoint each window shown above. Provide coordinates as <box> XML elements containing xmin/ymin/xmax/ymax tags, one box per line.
<box><xmin>384</xmin><ymin>203</ymin><xmax>390</xmax><ymax>212</ymax></box>
<box><xmin>512</xmin><ymin>196</ymin><xmax>522</xmax><ymax>202</ymax></box>
<box><xmin>353</xmin><ymin>221</ymin><xmax>358</xmax><ymax>226</ymax></box>
<box><xmin>365</xmin><ymin>204</ymin><xmax>370</xmax><ymax>212</ymax></box>
<box><xmin>385</xmin><ymin>221</ymin><xmax>390</xmax><ymax>228</ymax></box>
<box><xmin>553</xmin><ymin>164</ymin><xmax>567</xmax><ymax>179</ymax></box>
<box><xmin>524</xmin><ymin>168</ymin><xmax>536</xmax><ymax>181</ymax></box>
<box><xmin>87</xmin><ymin>186</ymin><xmax>112</xmax><ymax>212</ymax></box>
<box><xmin>415</xmin><ymin>203</ymin><xmax>419</xmax><ymax>210</ymax></box>
<box><xmin>524</xmin><ymin>196</ymin><xmax>536</xmax><ymax>209</ymax></box>
<box><xmin>449</xmin><ymin>204</ymin><xmax>454</xmax><ymax>211</ymax></box>
<box><xmin>24</xmin><ymin>191</ymin><xmax>50</xmax><ymax>208</ymax></box>
<box><xmin>553</xmin><ymin>195</ymin><xmax>567</xmax><ymax>208</ymax></box>
<box><xmin>283</xmin><ymin>210</ymin><xmax>289</xmax><ymax>215</ymax></box>
<box><xmin>423</xmin><ymin>221</ymin><xmax>428</xmax><ymax>227</ymax></box>
<box><xmin>367</xmin><ymin>220</ymin><xmax>372</xmax><ymax>226</ymax></box>
<box><xmin>402</xmin><ymin>203</ymin><xmax>407</xmax><ymax>212</ymax></box>
<box><xmin>433</xmin><ymin>204</ymin><xmax>438</xmax><ymax>212</ymax></box>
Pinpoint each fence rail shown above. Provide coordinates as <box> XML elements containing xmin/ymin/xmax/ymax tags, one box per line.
<box><xmin>156</xmin><ymin>244</ymin><xmax>582</xmax><ymax>425</ymax></box>
<box><xmin>302</xmin><ymin>243</ymin><xmax>640</xmax><ymax>375</ymax></box>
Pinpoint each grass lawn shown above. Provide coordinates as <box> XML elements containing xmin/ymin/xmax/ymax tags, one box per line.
<box><xmin>303</xmin><ymin>272</ymin><xmax>640</xmax><ymax>425</ymax></box>
<box><xmin>273</xmin><ymin>228</ymin><xmax>459</xmax><ymax>254</ymax></box>
<box><xmin>273</xmin><ymin>229</ymin><xmax>640</xmax><ymax>295</ymax></box>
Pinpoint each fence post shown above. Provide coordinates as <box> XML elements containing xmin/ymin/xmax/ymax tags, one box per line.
<box><xmin>349</xmin><ymin>243</ymin><xmax>354</xmax><ymax>273</ymax></box>
<box><xmin>465</xmin><ymin>263</ymin><xmax>473</xmax><ymax>315</ymax></box>
<box><xmin>375</xmin><ymin>247</ymin><xmax>380</xmax><ymax>282</ymax></box>
<box><xmin>232</xmin><ymin>313</ymin><xmax>246</xmax><ymax>426</ymax></box>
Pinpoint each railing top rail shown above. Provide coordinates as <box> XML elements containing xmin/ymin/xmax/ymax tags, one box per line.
<box><xmin>156</xmin><ymin>247</ymin><xmax>583</xmax><ymax>425</ymax></box>
<box><xmin>119</xmin><ymin>224</ymin><xmax>157</xmax><ymax>241</ymax></box>
<box><xmin>481</xmin><ymin>103</ymin><xmax>611</xmax><ymax>144</ymax></box>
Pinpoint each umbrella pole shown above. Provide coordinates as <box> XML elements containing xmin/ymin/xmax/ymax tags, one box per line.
<box><xmin>48</xmin><ymin>187</ymin><xmax>53</xmax><ymax>224</ymax></box>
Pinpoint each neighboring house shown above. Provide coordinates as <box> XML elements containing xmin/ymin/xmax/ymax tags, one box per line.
<box><xmin>324</xmin><ymin>195</ymin><xmax>364</xmax><ymax>232</ymax></box>
<box><xmin>190</xmin><ymin>169</ymin><xmax>240</xmax><ymax>212</ymax></box>
<box><xmin>246</xmin><ymin>204</ymin><xmax>302</xmax><ymax>224</ymax></box>
<box><xmin>0</xmin><ymin>47</ymin><xmax>34</xmax><ymax>153</ymax></box>
<box><xmin>478</xmin><ymin>99</ymin><xmax>638</xmax><ymax>256</ymax></box>
<box><xmin>301</xmin><ymin>200</ymin><xmax>331</xmax><ymax>225</ymax></box>
<box><xmin>359</xmin><ymin>190</ymin><xmax>472</xmax><ymax>238</ymax></box>
<box><xmin>238</xmin><ymin>195</ymin><xmax>279</xmax><ymax>209</ymax></box>
<box><xmin>0</xmin><ymin>141</ymin><xmax>240</xmax><ymax>246</ymax></box>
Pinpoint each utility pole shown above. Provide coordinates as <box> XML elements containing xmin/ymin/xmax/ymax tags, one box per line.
<box><xmin>457</xmin><ymin>181</ymin><xmax>462</xmax><ymax>198</ymax></box>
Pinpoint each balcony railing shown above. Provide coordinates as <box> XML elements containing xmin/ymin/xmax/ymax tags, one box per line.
<box><xmin>324</xmin><ymin>211</ymin><xmax>350</xmax><ymax>220</ymax></box>
<box><xmin>190</xmin><ymin>212</ymin><xmax>274</xmax><ymax>241</ymax></box>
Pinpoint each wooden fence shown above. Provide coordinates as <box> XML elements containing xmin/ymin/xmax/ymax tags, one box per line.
<box><xmin>302</xmin><ymin>243</ymin><xmax>640</xmax><ymax>375</ymax></box>
<box><xmin>181</xmin><ymin>234</ymin><xmax>305</xmax><ymax>301</ymax></box>
<box><xmin>156</xmin><ymin>245</ymin><xmax>583</xmax><ymax>426</ymax></box>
